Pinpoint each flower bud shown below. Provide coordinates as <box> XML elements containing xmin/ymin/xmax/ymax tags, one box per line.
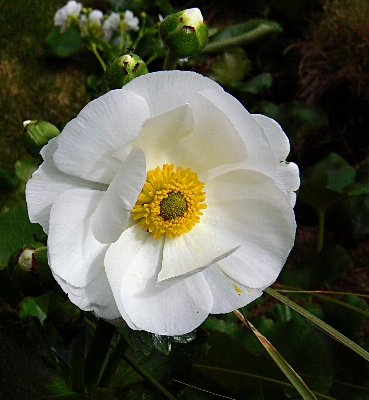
<box><xmin>23</xmin><ymin>120</ymin><xmax>60</xmax><ymax>157</ymax></box>
<box><xmin>8</xmin><ymin>243</ymin><xmax>55</xmax><ymax>296</ymax></box>
<box><xmin>159</xmin><ymin>8</ymin><xmax>208</xmax><ymax>58</ymax></box>
<box><xmin>105</xmin><ymin>53</ymin><xmax>148</xmax><ymax>89</ymax></box>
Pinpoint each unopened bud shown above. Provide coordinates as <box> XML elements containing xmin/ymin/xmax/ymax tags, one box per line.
<box><xmin>8</xmin><ymin>243</ymin><xmax>55</xmax><ymax>296</ymax></box>
<box><xmin>23</xmin><ymin>120</ymin><xmax>60</xmax><ymax>157</ymax></box>
<box><xmin>105</xmin><ymin>53</ymin><xmax>148</xmax><ymax>89</ymax></box>
<box><xmin>160</xmin><ymin>8</ymin><xmax>208</xmax><ymax>58</ymax></box>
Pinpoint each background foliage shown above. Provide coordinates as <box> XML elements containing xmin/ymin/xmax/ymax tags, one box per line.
<box><xmin>1</xmin><ymin>0</ymin><xmax>369</xmax><ymax>398</ymax></box>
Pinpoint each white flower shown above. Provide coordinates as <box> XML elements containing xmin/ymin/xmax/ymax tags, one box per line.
<box><xmin>79</xmin><ymin>9</ymin><xmax>103</xmax><ymax>32</ymax></box>
<box><xmin>54</xmin><ymin>0</ymin><xmax>83</xmax><ymax>33</ymax></box>
<box><xmin>123</xmin><ymin>10</ymin><xmax>139</xmax><ymax>31</ymax></box>
<box><xmin>102</xmin><ymin>12</ymin><xmax>121</xmax><ymax>41</ymax></box>
<box><xmin>88</xmin><ymin>9</ymin><xmax>103</xmax><ymax>25</ymax></box>
<box><xmin>26</xmin><ymin>71</ymin><xmax>299</xmax><ymax>336</ymax></box>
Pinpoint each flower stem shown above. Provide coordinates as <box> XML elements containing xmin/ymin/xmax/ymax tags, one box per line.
<box><xmin>90</xmin><ymin>42</ymin><xmax>107</xmax><ymax>72</ymax></box>
<box><xmin>71</xmin><ymin>327</ymin><xmax>86</xmax><ymax>393</ymax></box>
<box><xmin>98</xmin><ymin>335</ymin><xmax>128</xmax><ymax>388</ymax></box>
<box><xmin>317</xmin><ymin>209</ymin><xmax>325</xmax><ymax>253</ymax></box>
<box><xmin>84</xmin><ymin>319</ymin><xmax>116</xmax><ymax>393</ymax></box>
<box><xmin>163</xmin><ymin>51</ymin><xmax>178</xmax><ymax>70</ymax></box>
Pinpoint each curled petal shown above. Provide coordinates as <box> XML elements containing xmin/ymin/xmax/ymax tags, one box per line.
<box><xmin>105</xmin><ymin>224</ymin><xmax>213</xmax><ymax>335</ymax></box>
<box><xmin>91</xmin><ymin>147</ymin><xmax>146</xmax><ymax>244</ymax></box>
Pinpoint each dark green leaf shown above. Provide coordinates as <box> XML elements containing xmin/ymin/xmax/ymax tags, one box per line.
<box><xmin>45</xmin><ymin>26</ymin><xmax>84</xmax><ymax>58</ymax></box>
<box><xmin>118</xmin><ymin>326</ymin><xmax>153</xmax><ymax>356</ymax></box>
<box><xmin>232</xmin><ymin>72</ymin><xmax>273</xmax><ymax>94</ymax></box>
<box><xmin>275</xmin><ymin>100</ymin><xmax>328</xmax><ymax>141</ymax></box>
<box><xmin>281</xmin><ymin>243</ymin><xmax>352</xmax><ymax>288</ymax></box>
<box><xmin>210</xmin><ymin>19</ymin><xmax>282</xmax><ymax>43</ymax></box>
<box><xmin>0</xmin><ymin>310</ymin><xmax>75</xmax><ymax>399</ymax></box>
<box><xmin>0</xmin><ymin>162</ymin><xmax>20</xmax><ymax>195</ymax></box>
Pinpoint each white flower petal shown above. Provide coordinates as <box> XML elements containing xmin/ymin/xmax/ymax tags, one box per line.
<box><xmin>173</xmin><ymin>94</ymin><xmax>247</xmax><ymax>174</ymax></box>
<box><xmin>158</xmin><ymin>227</ymin><xmax>239</xmax><ymax>282</ymax></box>
<box><xmin>105</xmin><ymin>224</ymin><xmax>213</xmax><ymax>335</ymax></box>
<box><xmin>26</xmin><ymin>137</ymin><xmax>104</xmax><ymax>233</ymax></box>
<box><xmin>202</xmin><ymin>265</ymin><xmax>263</xmax><ymax>313</ymax></box>
<box><xmin>48</xmin><ymin>188</ymin><xmax>108</xmax><ymax>287</ymax></box>
<box><xmin>273</xmin><ymin>162</ymin><xmax>300</xmax><ymax>206</ymax></box>
<box><xmin>53</xmin><ymin>268</ymin><xmax>120</xmax><ymax>320</ymax></box>
<box><xmin>203</xmin><ymin>169</ymin><xmax>296</xmax><ymax>288</ymax></box>
<box><xmin>53</xmin><ymin>89</ymin><xmax>150</xmax><ymax>184</ymax></box>
<box><xmin>252</xmin><ymin>114</ymin><xmax>290</xmax><ymax>162</ymax></box>
<box><xmin>123</xmin><ymin>70</ymin><xmax>223</xmax><ymax>115</ymax></box>
<box><xmin>198</xmin><ymin>88</ymin><xmax>276</xmax><ymax>177</ymax></box>
<box><xmin>91</xmin><ymin>147</ymin><xmax>146</xmax><ymax>244</ymax></box>
<box><xmin>119</xmin><ymin>104</ymin><xmax>194</xmax><ymax>171</ymax></box>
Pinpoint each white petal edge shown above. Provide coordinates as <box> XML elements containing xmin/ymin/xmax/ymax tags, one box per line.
<box><xmin>53</xmin><ymin>268</ymin><xmax>121</xmax><ymax>321</ymax></box>
<box><xmin>198</xmin><ymin>88</ymin><xmax>276</xmax><ymax>177</ymax></box>
<box><xmin>91</xmin><ymin>147</ymin><xmax>146</xmax><ymax>244</ymax></box>
<box><xmin>202</xmin><ymin>168</ymin><xmax>296</xmax><ymax>288</ymax></box>
<box><xmin>123</xmin><ymin>70</ymin><xmax>224</xmax><ymax>116</ymax></box>
<box><xmin>48</xmin><ymin>188</ymin><xmax>108</xmax><ymax>287</ymax></box>
<box><xmin>158</xmin><ymin>226</ymin><xmax>239</xmax><ymax>282</ymax></box>
<box><xmin>26</xmin><ymin>137</ymin><xmax>104</xmax><ymax>234</ymax></box>
<box><xmin>202</xmin><ymin>265</ymin><xmax>263</xmax><ymax>314</ymax></box>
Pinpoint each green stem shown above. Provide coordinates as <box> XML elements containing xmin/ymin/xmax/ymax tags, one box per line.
<box><xmin>84</xmin><ymin>319</ymin><xmax>116</xmax><ymax>393</ymax></box>
<box><xmin>90</xmin><ymin>42</ymin><xmax>107</xmax><ymax>72</ymax></box>
<box><xmin>163</xmin><ymin>51</ymin><xmax>178</xmax><ymax>70</ymax></box>
<box><xmin>132</xmin><ymin>13</ymin><xmax>147</xmax><ymax>50</ymax></box>
<box><xmin>98</xmin><ymin>335</ymin><xmax>128</xmax><ymax>388</ymax></box>
<box><xmin>265</xmin><ymin>287</ymin><xmax>369</xmax><ymax>362</ymax></box>
<box><xmin>71</xmin><ymin>327</ymin><xmax>86</xmax><ymax>393</ymax></box>
<box><xmin>202</xmin><ymin>23</ymin><xmax>282</xmax><ymax>54</ymax></box>
<box><xmin>317</xmin><ymin>209</ymin><xmax>325</xmax><ymax>253</ymax></box>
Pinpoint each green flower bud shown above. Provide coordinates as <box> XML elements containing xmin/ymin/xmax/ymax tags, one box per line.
<box><xmin>160</xmin><ymin>8</ymin><xmax>208</xmax><ymax>58</ymax></box>
<box><xmin>105</xmin><ymin>54</ymin><xmax>148</xmax><ymax>89</ymax></box>
<box><xmin>23</xmin><ymin>120</ymin><xmax>60</xmax><ymax>157</ymax></box>
<box><xmin>8</xmin><ymin>243</ymin><xmax>55</xmax><ymax>296</ymax></box>
<box><xmin>45</xmin><ymin>301</ymin><xmax>84</xmax><ymax>347</ymax></box>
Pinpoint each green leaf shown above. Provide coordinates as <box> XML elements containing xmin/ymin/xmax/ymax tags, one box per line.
<box><xmin>118</xmin><ymin>327</ymin><xmax>152</xmax><ymax>356</ymax></box>
<box><xmin>45</xmin><ymin>26</ymin><xmax>84</xmax><ymax>58</ymax></box>
<box><xmin>0</xmin><ymin>310</ymin><xmax>76</xmax><ymax>399</ymax></box>
<box><xmin>0</xmin><ymin>162</ymin><xmax>20</xmax><ymax>195</ymax></box>
<box><xmin>203</xmin><ymin>20</ymin><xmax>282</xmax><ymax>54</ymax></box>
<box><xmin>210</xmin><ymin>19</ymin><xmax>282</xmax><ymax>43</ymax></box>
<box><xmin>232</xmin><ymin>72</ymin><xmax>273</xmax><ymax>94</ymax></box>
<box><xmin>210</xmin><ymin>47</ymin><xmax>251</xmax><ymax>85</ymax></box>
<box><xmin>280</xmin><ymin>243</ymin><xmax>352</xmax><ymax>288</ymax></box>
<box><xmin>0</xmin><ymin>205</ymin><xmax>44</xmax><ymax>269</ymax></box>
<box><xmin>275</xmin><ymin>100</ymin><xmax>328</xmax><ymax>141</ymax></box>
<box><xmin>299</xmin><ymin>153</ymin><xmax>356</xmax><ymax>213</ymax></box>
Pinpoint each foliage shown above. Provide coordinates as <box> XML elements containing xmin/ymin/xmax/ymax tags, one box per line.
<box><xmin>1</xmin><ymin>0</ymin><xmax>369</xmax><ymax>399</ymax></box>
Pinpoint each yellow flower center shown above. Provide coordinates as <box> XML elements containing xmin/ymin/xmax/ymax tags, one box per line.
<box><xmin>132</xmin><ymin>164</ymin><xmax>207</xmax><ymax>239</ymax></box>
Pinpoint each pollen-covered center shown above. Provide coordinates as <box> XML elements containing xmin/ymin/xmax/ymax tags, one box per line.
<box><xmin>160</xmin><ymin>192</ymin><xmax>187</xmax><ymax>220</ymax></box>
<box><xmin>132</xmin><ymin>164</ymin><xmax>206</xmax><ymax>239</ymax></box>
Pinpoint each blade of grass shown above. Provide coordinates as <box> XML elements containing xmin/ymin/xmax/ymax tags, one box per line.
<box><xmin>265</xmin><ymin>287</ymin><xmax>369</xmax><ymax>362</ymax></box>
<box><xmin>234</xmin><ymin>310</ymin><xmax>317</xmax><ymax>400</ymax></box>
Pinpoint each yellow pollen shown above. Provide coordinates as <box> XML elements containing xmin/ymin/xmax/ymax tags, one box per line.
<box><xmin>132</xmin><ymin>164</ymin><xmax>207</xmax><ymax>239</ymax></box>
